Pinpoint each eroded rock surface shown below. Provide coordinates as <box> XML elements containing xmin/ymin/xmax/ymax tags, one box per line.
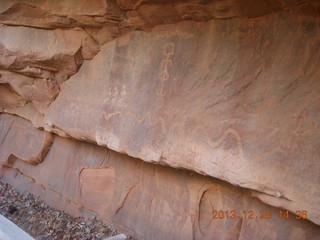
<box><xmin>44</xmin><ymin>13</ymin><xmax>320</xmax><ymax>225</ymax></box>
<box><xmin>0</xmin><ymin>0</ymin><xmax>320</xmax><ymax>239</ymax></box>
<box><xmin>1</xmin><ymin>114</ymin><xmax>320</xmax><ymax>240</ymax></box>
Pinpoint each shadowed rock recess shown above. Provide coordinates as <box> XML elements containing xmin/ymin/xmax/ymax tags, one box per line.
<box><xmin>0</xmin><ymin>0</ymin><xmax>320</xmax><ymax>239</ymax></box>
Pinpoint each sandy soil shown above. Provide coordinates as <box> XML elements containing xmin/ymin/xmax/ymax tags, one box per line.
<box><xmin>0</xmin><ymin>181</ymin><xmax>134</xmax><ymax>240</ymax></box>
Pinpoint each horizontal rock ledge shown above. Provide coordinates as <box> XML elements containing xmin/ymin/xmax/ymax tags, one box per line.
<box><xmin>1</xmin><ymin>113</ymin><xmax>320</xmax><ymax>239</ymax></box>
<box><xmin>37</xmin><ymin>14</ymin><xmax>319</xmax><ymax>225</ymax></box>
<box><xmin>0</xmin><ymin>0</ymin><xmax>319</xmax><ymax>238</ymax></box>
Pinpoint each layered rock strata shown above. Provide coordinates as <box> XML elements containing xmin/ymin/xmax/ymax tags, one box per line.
<box><xmin>0</xmin><ymin>0</ymin><xmax>320</xmax><ymax>239</ymax></box>
<box><xmin>1</xmin><ymin>114</ymin><xmax>320</xmax><ymax>240</ymax></box>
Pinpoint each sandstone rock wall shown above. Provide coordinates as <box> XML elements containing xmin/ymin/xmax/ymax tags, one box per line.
<box><xmin>1</xmin><ymin>114</ymin><xmax>320</xmax><ymax>239</ymax></box>
<box><xmin>0</xmin><ymin>0</ymin><xmax>320</xmax><ymax>239</ymax></box>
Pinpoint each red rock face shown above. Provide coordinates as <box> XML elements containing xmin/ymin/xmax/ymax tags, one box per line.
<box><xmin>0</xmin><ymin>0</ymin><xmax>320</xmax><ymax>239</ymax></box>
<box><xmin>1</xmin><ymin>114</ymin><xmax>320</xmax><ymax>239</ymax></box>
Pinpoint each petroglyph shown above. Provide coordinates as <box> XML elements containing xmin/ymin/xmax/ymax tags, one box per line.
<box><xmin>204</xmin><ymin>127</ymin><xmax>244</xmax><ymax>160</ymax></box>
<box><xmin>103</xmin><ymin>85</ymin><xmax>127</xmax><ymax>106</ymax></box>
<box><xmin>101</xmin><ymin>110</ymin><xmax>121</xmax><ymax>121</ymax></box>
<box><xmin>168</xmin><ymin>118</ymin><xmax>245</xmax><ymax>164</ymax></box>
<box><xmin>127</xmin><ymin>112</ymin><xmax>168</xmax><ymax>133</ymax></box>
<box><xmin>158</xmin><ymin>42</ymin><xmax>175</xmax><ymax>96</ymax></box>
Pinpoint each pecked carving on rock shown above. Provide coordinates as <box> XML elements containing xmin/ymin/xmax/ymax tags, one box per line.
<box><xmin>1</xmin><ymin>114</ymin><xmax>320</xmax><ymax>239</ymax></box>
<box><xmin>41</xmin><ymin>13</ymin><xmax>320</xmax><ymax>225</ymax></box>
<box><xmin>0</xmin><ymin>0</ymin><xmax>320</xmax><ymax>238</ymax></box>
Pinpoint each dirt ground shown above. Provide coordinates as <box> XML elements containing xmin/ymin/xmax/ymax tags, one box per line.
<box><xmin>0</xmin><ymin>181</ymin><xmax>134</xmax><ymax>240</ymax></box>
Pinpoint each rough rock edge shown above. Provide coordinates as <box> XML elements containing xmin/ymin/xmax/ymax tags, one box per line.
<box><xmin>0</xmin><ymin>0</ymin><xmax>319</xmax><ymax>227</ymax></box>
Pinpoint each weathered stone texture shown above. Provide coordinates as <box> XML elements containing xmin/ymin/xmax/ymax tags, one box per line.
<box><xmin>1</xmin><ymin>114</ymin><xmax>320</xmax><ymax>240</ymax></box>
<box><xmin>44</xmin><ymin>14</ymin><xmax>320</xmax><ymax>225</ymax></box>
<box><xmin>0</xmin><ymin>0</ymin><xmax>320</xmax><ymax>239</ymax></box>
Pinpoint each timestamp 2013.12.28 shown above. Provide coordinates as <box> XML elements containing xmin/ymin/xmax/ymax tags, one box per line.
<box><xmin>210</xmin><ymin>210</ymin><xmax>307</xmax><ymax>220</ymax></box>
